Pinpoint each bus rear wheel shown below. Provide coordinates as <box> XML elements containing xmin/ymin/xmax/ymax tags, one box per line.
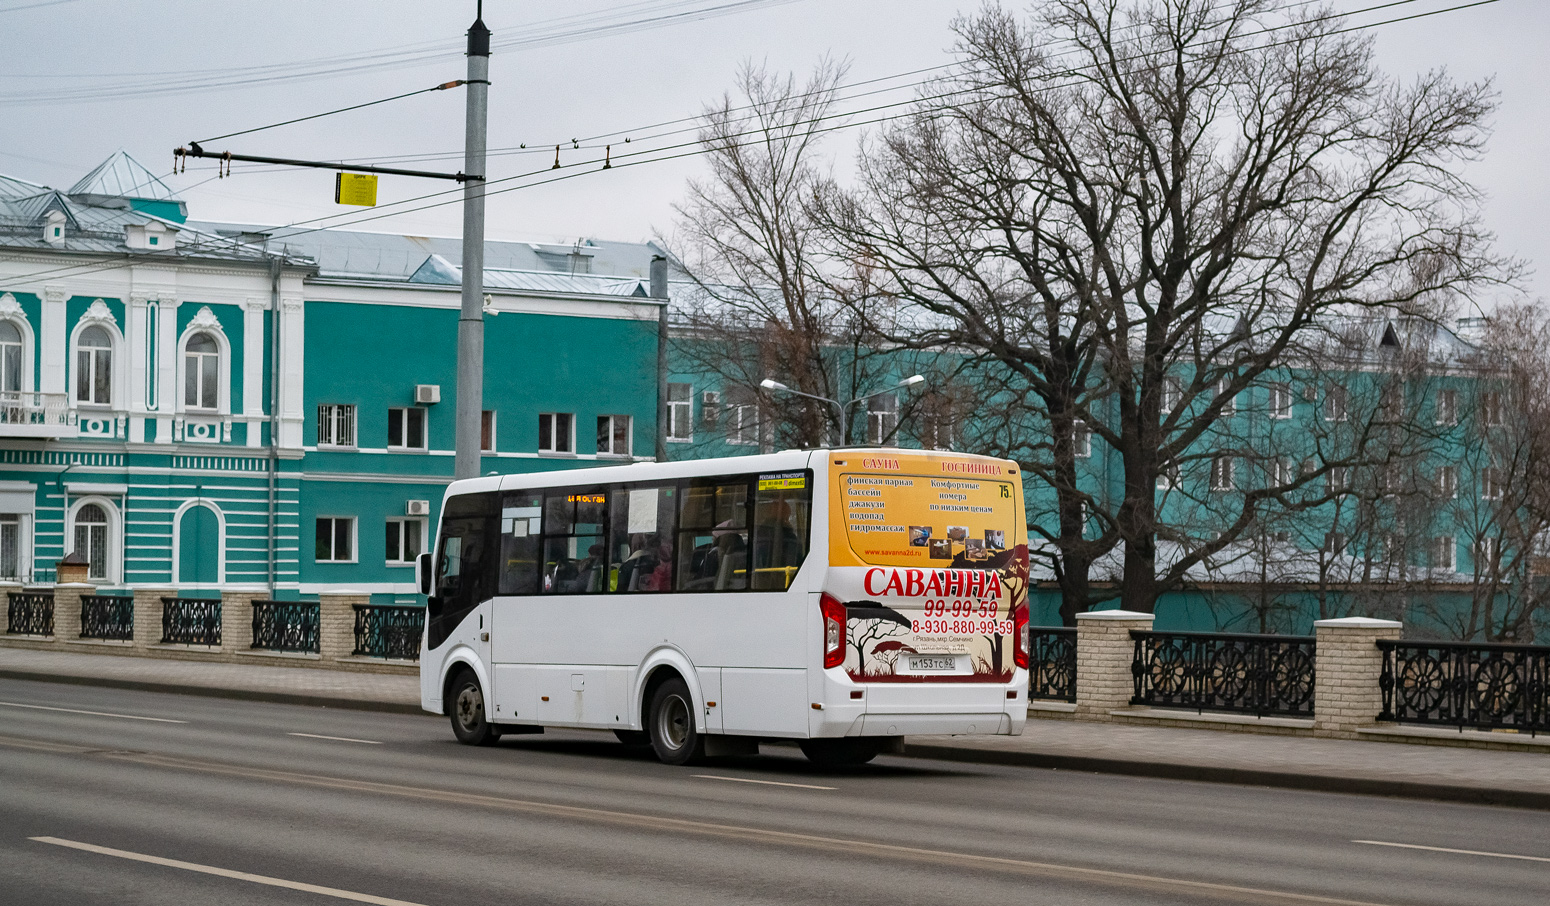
<box><xmin>647</xmin><ymin>677</ymin><xmax>705</xmax><ymax>765</ymax></box>
<box><xmin>799</xmin><ymin>738</ymin><xmax>884</xmax><ymax>767</ymax></box>
<box><xmin>449</xmin><ymin>669</ymin><xmax>500</xmax><ymax>746</ymax></box>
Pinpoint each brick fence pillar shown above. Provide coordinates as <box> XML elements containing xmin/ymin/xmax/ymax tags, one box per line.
<box><xmin>318</xmin><ymin>592</ymin><xmax>368</xmax><ymax>662</ymax></box>
<box><xmin>132</xmin><ymin>586</ymin><xmax>173</xmax><ymax>647</ymax></box>
<box><xmin>0</xmin><ymin>581</ymin><xmax>22</xmax><ymax>634</ymax></box>
<box><xmin>52</xmin><ymin>583</ymin><xmax>94</xmax><ymax>641</ymax></box>
<box><xmin>220</xmin><ymin>590</ymin><xmax>261</xmax><ymax>653</ymax></box>
<box><xmin>1074</xmin><ymin>610</ymin><xmax>1155</xmax><ymax>720</ymax></box>
<box><xmin>1313</xmin><ymin>616</ymin><xmax>1402</xmax><ymax>738</ymax></box>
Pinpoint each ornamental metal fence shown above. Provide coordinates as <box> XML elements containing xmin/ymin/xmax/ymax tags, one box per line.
<box><xmin>1377</xmin><ymin>640</ymin><xmax>1549</xmax><ymax>735</ymax></box>
<box><xmin>1028</xmin><ymin>627</ymin><xmax>1077</xmax><ymax>702</ymax></box>
<box><xmin>250</xmin><ymin>600</ymin><xmax>320</xmax><ymax>654</ymax></box>
<box><xmin>80</xmin><ymin>594</ymin><xmax>133</xmax><ymax>641</ymax></box>
<box><xmin>1131</xmin><ymin>630</ymin><xmax>1316</xmax><ymax>717</ymax></box>
<box><xmin>6</xmin><ymin>592</ymin><xmax>52</xmax><ymax>636</ymax></box>
<box><xmin>353</xmin><ymin>605</ymin><xmax>424</xmax><ymax>660</ymax></box>
<box><xmin>161</xmin><ymin>597</ymin><xmax>221</xmax><ymax>646</ymax></box>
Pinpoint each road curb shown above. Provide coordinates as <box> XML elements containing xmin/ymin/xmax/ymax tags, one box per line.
<box><xmin>899</xmin><ymin>742</ymin><xmax>1550</xmax><ymax>811</ymax></box>
<box><xmin>0</xmin><ymin>668</ymin><xmax>427</xmax><ymax>716</ymax></box>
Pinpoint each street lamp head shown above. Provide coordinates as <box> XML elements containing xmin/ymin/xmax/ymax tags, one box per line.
<box><xmin>760</xmin><ymin>378</ymin><xmax>788</xmax><ymax>391</ymax></box>
<box><xmin>899</xmin><ymin>374</ymin><xmax>926</xmax><ymax>388</ymax></box>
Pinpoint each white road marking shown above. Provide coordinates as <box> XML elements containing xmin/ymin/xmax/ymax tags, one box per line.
<box><xmin>288</xmin><ymin>732</ymin><xmax>382</xmax><ymax>745</ymax></box>
<box><xmin>30</xmin><ymin>837</ymin><xmax>430</xmax><ymax>906</ymax></box>
<box><xmin>693</xmin><ymin>774</ymin><xmax>836</xmax><ymax>790</ymax></box>
<box><xmin>0</xmin><ymin>701</ymin><xmax>186</xmax><ymax>723</ymax></box>
<box><xmin>1354</xmin><ymin>840</ymin><xmax>1550</xmax><ymax>864</ymax></box>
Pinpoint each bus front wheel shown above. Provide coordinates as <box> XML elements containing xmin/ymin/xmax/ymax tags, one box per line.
<box><xmin>799</xmin><ymin>738</ymin><xmax>883</xmax><ymax>767</ymax></box>
<box><xmin>647</xmin><ymin>677</ymin><xmax>705</xmax><ymax>765</ymax></box>
<box><xmin>449</xmin><ymin>669</ymin><xmax>500</xmax><ymax>746</ymax></box>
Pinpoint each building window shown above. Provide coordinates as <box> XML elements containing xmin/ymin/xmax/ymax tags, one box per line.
<box><xmin>1437</xmin><ymin>466</ymin><xmax>1458</xmax><ymax>499</ymax></box>
<box><xmin>73</xmin><ymin>503</ymin><xmax>109</xmax><ymax>580</ymax></box>
<box><xmin>726</xmin><ymin>388</ymin><xmax>759</xmax><ymax>446</ymax></box>
<box><xmin>1481</xmin><ymin>390</ymin><xmax>1503</xmax><ymax>427</ymax></box>
<box><xmin>597</xmin><ymin>414</ymin><xmax>631</xmax><ymax>457</ymax></box>
<box><xmin>1268</xmin><ymin>382</ymin><xmax>1292</xmax><ymax>419</ymax></box>
<box><xmin>184</xmin><ymin>332</ymin><xmax>220</xmax><ymax>409</ymax></box>
<box><xmin>386</xmin><ymin>517</ymin><xmax>424</xmax><ymax>565</ymax></box>
<box><xmin>1217</xmin><ymin>377</ymin><xmax>1235</xmax><ymax>417</ymax></box>
<box><xmin>1475</xmin><ymin>537</ymin><xmax>1499</xmax><ymax>575</ymax></box>
<box><xmin>538</xmin><ymin>412</ymin><xmax>573</xmax><ymax>453</ymax></box>
<box><xmin>317</xmin><ymin>404</ymin><xmax>356</xmax><ymax>447</ymax></box>
<box><xmin>1435</xmin><ymin>389</ymin><xmax>1457</xmax><ymax>426</ymax></box>
<box><xmin>1322</xmin><ymin>532</ymin><xmax>1347</xmax><ymax>555</ymax></box>
<box><xmin>1378</xmin><ymin>382</ymin><xmax>1404</xmax><ymax>422</ymax></box>
<box><xmin>481</xmin><ymin>410</ymin><xmax>496</xmax><ymax>453</ymax></box>
<box><xmin>1327</xmin><ymin>466</ymin><xmax>1349</xmax><ymax>495</ymax></box>
<box><xmin>387</xmin><ymin>407</ymin><xmax>426</xmax><ymax>450</ymax></box>
<box><xmin>1162</xmin><ymin>377</ymin><xmax>1182</xmax><ymax>414</ymax></box>
<box><xmin>867</xmin><ymin>394</ymin><xmax>899</xmax><ymax>445</ymax></box>
<box><xmin>1210</xmin><ymin>455</ymin><xmax>1234</xmax><ymax>491</ymax></box>
<box><xmin>1073</xmin><ymin>421</ymin><xmax>1091</xmax><ymax>458</ymax></box>
<box><xmin>75</xmin><ymin>325</ymin><xmax>112</xmax><ymax>405</ymax></box>
<box><xmin>1432</xmin><ymin>536</ymin><xmax>1456</xmax><ymax>571</ymax></box>
<box><xmin>0</xmin><ymin>513</ymin><xmax>21</xmax><ymax>579</ymax></box>
<box><xmin>1481</xmin><ymin>467</ymin><xmax>1504</xmax><ymax>501</ymax></box>
<box><xmin>1270</xmin><ymin>458</ymin><xmax>1293</xmax><ymax>487</ymax></box>
<box><xmin>315</xmin><ymin>517</ymin><xmax>355</xmax><ymax>562</ymax></box>
<box><xmin>1156</xmin><ymin>464</ymin><xmax>1178</xmax><ymax>490</ymax></box>
<box><xmin>1323</xmin><ymin>384</ymin><xmax>1347</xmax><ymax>422</ymax></box>
<box><xmin>667</xmin><ymin>383</ymin><xmax>693</xmax><ymax>442</ymax></box>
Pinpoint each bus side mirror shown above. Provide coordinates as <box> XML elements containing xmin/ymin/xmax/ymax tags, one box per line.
<box><xmin>417</xmin><ymin>552</ymin><xmax>433</xmax><ymax>596</ymax></box>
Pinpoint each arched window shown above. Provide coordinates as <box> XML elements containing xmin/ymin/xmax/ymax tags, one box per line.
<box><xmin>76</xmin><ymin>325</ymin><xmax>112</xmax><ymax>404</ymax></box>
<box><xmin>74</xmin><ymin>503</ymin><xmax>109</xmax><ymax>580</ymax></box>
<box><xmin>185</xmin><ymin>332</ymin><xmax>219</xmax><ymax>409</ymax></box>
<box><xmin>0</xmin><ymin>321</ymin><xmax>22</xmax><ymax>394</ymax></box>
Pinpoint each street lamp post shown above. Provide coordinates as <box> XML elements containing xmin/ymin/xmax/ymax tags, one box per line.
<box><xmin>760</xmin><ymin>375</ymin><xmax>925</xmax><ymax>446</ymax></box>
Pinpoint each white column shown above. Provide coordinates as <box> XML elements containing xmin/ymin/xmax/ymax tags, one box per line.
<box><xmin>278</xmin><ymin>296</ymin><xmax>304</xmax><ymax>449</ymax></box>
<box><xmin>127</xmin><ymin>293</ymin><xmax>149</xmax><ymax>443</ymax></box>
<box><xmin>40</xmin><ymin>286</ymin><xmax>67</xmax><ymax>395</ymax></box>
<box><xmin>156</xmin><ymin>298</ymin><xmax>179</xmax><ymax>443</ymax></box>
<box><xmin>243</xmin><ymin>297</ymin><xmax>266</xmax><ymax>447</ymax></box>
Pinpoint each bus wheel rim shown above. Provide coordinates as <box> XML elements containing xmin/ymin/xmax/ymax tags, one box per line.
<box><xmin>458</xmin><ymin>685</ymin><xmax>482</xmax><ymax>729</ymax></box>
<box><xmin>659</xmin><ymin>694</ymin><xmax>689</xmax><ymax>749</ymax></box>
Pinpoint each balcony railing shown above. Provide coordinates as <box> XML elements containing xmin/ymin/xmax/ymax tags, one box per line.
<box><xmin>1029</xmin><ymin>627</ymin><xmax>1077</xmax><ymax>702</ymax></box>
<box><xmin>352</xmin><ymin>605</ymin><xmax>424</xmax><ymax>660</ymax></box>
<box><xmin>1131</xmin><ymin>630</ymin><xmax>1317</xmax><ymax>717</ymax></box>
<box><xmin>1378</xmin><ymin>640</ymin><xmax>1548</xmax><ymax>735</ymax></box>
<box><xmin>0</xmin><ymin>392</ymin><xmax>76</xmax><ymax>438</ymax></box>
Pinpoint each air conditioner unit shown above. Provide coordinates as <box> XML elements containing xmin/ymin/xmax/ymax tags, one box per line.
<box><xmin>414</xmin><ymin>384</ymin><xmax>440</xmax><ymax>404</ymax></box>
<box><xmin>701</xmin><ymin>390</ymin><xmax>721</xmax><ymax>427</ymax></box>
<box><xmin>406</xmin><ymin>499</ymin><xmax>431</xmax><ymax>516</ymax></box>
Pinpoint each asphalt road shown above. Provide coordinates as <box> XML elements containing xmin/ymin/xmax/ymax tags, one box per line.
<box><xmin>0</xmin><ymin>677</ymin><xmax>1545</xmax><ymax>906</ymax></box>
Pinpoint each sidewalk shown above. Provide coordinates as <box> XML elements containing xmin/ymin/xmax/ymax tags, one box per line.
<box><xmin>2</xmin><ymin>646</ymin><xmax>1546</xmax><ymax>809</ymax></box>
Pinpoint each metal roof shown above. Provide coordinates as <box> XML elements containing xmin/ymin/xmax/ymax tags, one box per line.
<box><xmin>68</xmin><ymin>150</ymin><xmax>181</xmax><ymax>202</ymax></box>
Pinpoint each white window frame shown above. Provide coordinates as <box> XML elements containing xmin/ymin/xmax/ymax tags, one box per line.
<box><xmin>1216</xmin><ymin>377</ymin><xmax>1235</xmax><ymax>417</ymax></box>
<box><xmin>1437</xmin><ymin>465</ymin><xmax>1458</xmax><ymax>499</ymax></box>
<box><xmin>866</xmin><ymin>393</ymin><xmax>899</xmax><ymax>445</ymax></box>
<box><xmin>66</xmin><ymin>496</ymin><xmax>121</xmax><ymax>583</ymax></box>
<box><xmin>1210</xmin><ymin>454</ymin><xmax>1234</xmax><ymax>491</ymax></box>
<box><xmin>1481</xmin><ymin>390</ymin><xmax>1504</xmax><ymax>427</ymax></box>
<box><xmin>667</xmin><ymin>383</ymin><xmax>693</xmax><ymax>442</ymax></box>
<box><xmin>538</xmin><ymin>412</ymin><xmax>574</xmax><ymax>454</ymax></box>
<box><xmin>178</xmin><ymin>324</ymin><xmax>230</xmax><ymax>414</ymax></box>
<box><xmin>1481</xmin><ymin>467</ymin><xmax>1504</xmax><ymax>501</ymax></box>
<box><xmin>1323</xmin><ymin>532</ymin><xmax>1347</xmax><ymax>555</ymax></box>
<box><xmin>481</xmin><ymin>410</ymin><xmax>497</xmax><ymax>453</ymax></box>
<box><xmin>1474</xmin><ymin>536</ymin><xmax>1499</xmax><ymax>575</ymax></box>
<box><xmin>1327</xmin><ymin>466</ymin><xmax>1349</xmax><ymax>495</ymax></box>
<box><xmin>726</xmin><ymin>392</ymin><xmax>759</xmax><ymax>447</ymax></box>
<box><xmin>1162</xmin><ymin>377</ymin><xmax>1182</xmax><ymax>414</ymax></box>
<box><xmin>1268</xmin><ymin>382</ymin><xmax>1292</xmax><ymax>420</ymax></box>
<box><xmin>1435</xmin><ymin>388</ymin><xmax>1457</xmax><ymax>426</ymax></box>
<box><xmin>385</xmin><ymin>516</ymin><xmax>427</xmax><ymax>566</ymax></box>
<box><xmin>317</xmin><ymin>403</ymin><xmax>357</xmax><ymax>448</ymax></box>
<box><xmin>72</xmin><ymin>324</ymin><xmax>116</xmax><ymax>407</ymax></box>
<box><xmin>0</xmin><ymin>512</ymin><xmax>24</xmax><ymax>582</ymax></box>
<box><xmin>1323</xmin><ymin>384</ymin><xmax>1348</xmax><ymax>422</ymax></box>
<box><xmin>597</xmin><ymin>414</ymin><xmax>632</xmax><ymax>458</ymax></box>
<box><xmin>387</xmin><ymin>407</ymin><xmax>427</xmax><ymax>452</ymax></box>
<box><xmin>315</xmin><ymin>516</ymin><xmax>357</xmax><ymax>563</ymax></box>
<box><xmin>1432</xmin><ymin>536</ymin><xmax>1456</xmax><ymax>571</ymax></box>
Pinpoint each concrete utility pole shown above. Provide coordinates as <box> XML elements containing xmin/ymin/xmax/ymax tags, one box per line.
<box><xmin>454</xmin><ymin>8</ymin><xmax>491</xmax><ymax>480</ymax></box>
<box><xmin>651</xmin><ymin>255</ymin><xmax>669</xmax><ymax>463</ymax></box>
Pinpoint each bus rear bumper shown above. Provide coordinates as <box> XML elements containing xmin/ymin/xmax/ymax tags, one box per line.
<box><xmin>812</xmin><ymin>670</ymin><xmax>1028</xmax><ymax>738</ymax></box>
<box><xmin>855</xmin><ymin>712</ymin><xmax>1013</xmax><ymax>736</ymax></box>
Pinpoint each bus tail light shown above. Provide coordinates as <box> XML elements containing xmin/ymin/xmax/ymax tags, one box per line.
<box><xmin>820</xmin><ymin>593</ymin><xmax>847</xmax><ymax>669</ymax></box>
<box><xmin>1012</xmin><ymin>603</ymin><xmax>1030</xmax><ymax>669</ymax></box>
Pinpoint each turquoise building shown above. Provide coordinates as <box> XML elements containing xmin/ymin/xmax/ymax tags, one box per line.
<box><xmin>0</xmin><ymin>152</ymin><xmax>664</xmax><ymax>603</ymax></box>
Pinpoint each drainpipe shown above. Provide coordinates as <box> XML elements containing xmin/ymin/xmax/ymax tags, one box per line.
<box><xmin>266</xmin><ymin>254</ymin><xmax>281</xmax><ymax>597</ymax></box>
<box><xmin>651</xmin><ymin>255</ymin><xmax>669</xmax><ymax>463</ymax></box>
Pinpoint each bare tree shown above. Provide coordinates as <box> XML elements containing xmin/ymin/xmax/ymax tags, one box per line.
<box><xmin>819</xmin><ymin>0</ymin><xmax>1512</xmax><ymax>615</ymax></box>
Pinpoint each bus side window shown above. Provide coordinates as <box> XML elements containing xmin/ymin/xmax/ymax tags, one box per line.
<box><xmin>751</xmin><ymin>474</ymin><xmax>812</xmax><ymax>590</ymax></box>
<box><xmin>608</xmin><ymin>485</ymin><xmax>676</xmax><ymax>592</ymax></box>
<box><xmin>676</xmin><ymin>479</ymin><xmax>749</xmax><ymax>591</ymax></box>
<box><xmin>541</xmin><ymin>488</ymin><xmax>607</xmax><ymax>594</ymax></box>
<box><xmin>498</xmin><ymin>493</ymin><xmax>542</xmax><ymax>595</ymax></box>
<box><xmin>427</xmin><ymin>491</ymin><xmax>498</xmax><ymax>649</ymax></box>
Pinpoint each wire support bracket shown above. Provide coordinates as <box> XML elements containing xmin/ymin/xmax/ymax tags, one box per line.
<box><xmin>174</xmin><ymin>142</ymin><xmax>482</xmax><ymax>182</ymax></box>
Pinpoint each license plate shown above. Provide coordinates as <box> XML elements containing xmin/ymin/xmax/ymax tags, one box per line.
<box><xmin>907</xmin><ymin>655</ymin><xmax>957</xmax><ymax>672</ymax></box>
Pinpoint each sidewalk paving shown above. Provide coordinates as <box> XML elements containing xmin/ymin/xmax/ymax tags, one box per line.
<box><xmin>2</xmin><ymin>646</ymin><xmax>1546</xmax><ymax>809</ymax></box>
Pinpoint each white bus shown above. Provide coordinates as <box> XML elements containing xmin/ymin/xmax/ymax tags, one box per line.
<box><xmin>417</xmin><ymin>448</ymin><xmax>1030</xmax><ymax>765</ymax></box>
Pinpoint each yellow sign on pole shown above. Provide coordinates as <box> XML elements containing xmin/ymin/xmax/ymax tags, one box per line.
<box><xmin>334</xmin><ymin>172</ymin><xmax>378</xmax><ymax>206</ymax></box>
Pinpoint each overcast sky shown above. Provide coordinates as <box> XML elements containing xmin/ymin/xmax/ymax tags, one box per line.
<box><xmin>2</xmin><ymin>0</ymin><xmax>1543</xmax><ymax>300</ymax></box>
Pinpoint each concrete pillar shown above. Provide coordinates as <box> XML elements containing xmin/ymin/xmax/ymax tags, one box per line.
<box><xmin>133</xmin><ymin>585</ymin><xmax>173</xmax><ymax>647</ymax></box>
<box><xmin>220</xmin><ymin>590</ymin><xmax>261</xmax><ymax>653</ymax></box>
<box><xmin>52</xmin><ymin>582</ymin><xmax>94</xmax><ymax>640</ymax></box>
<box><xmin>318</xmin><ymin>591</ymin><xmax>368</xmax><ymax>661</ymax></box>
<box><xmin>1074</xmin><ymin>609</ymin><xmax>1155</xmax><ymax>720</ymax></box>
<box><xmin>1313</xmin><ymin>616</ymin><xmax>1402</xmax><ymax>738</ymax></box>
